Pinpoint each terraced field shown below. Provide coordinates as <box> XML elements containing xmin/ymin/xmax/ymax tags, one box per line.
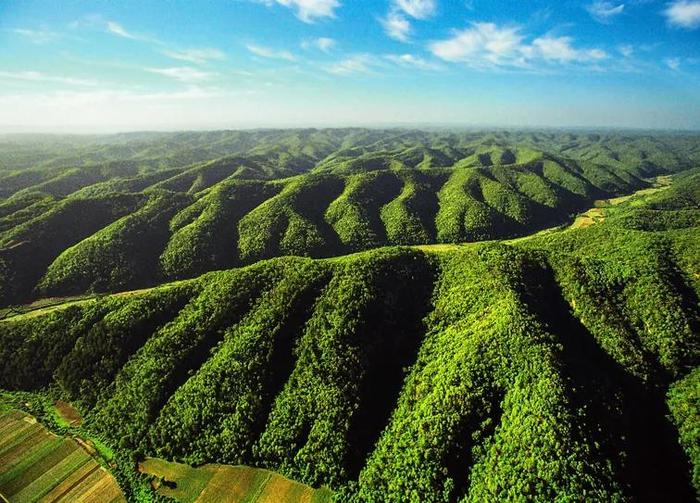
<box><xmin>140</xmin><ymin>458</ymin><xmax>332</xmax><ymax>503</ymax></box>
<box><xmin>0</xmin><ymin>410</ymin><xmax>124</xmax><ymax>503</ymax></box>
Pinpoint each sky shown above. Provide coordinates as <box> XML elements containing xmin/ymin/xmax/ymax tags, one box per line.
<box><xmin>0</xmin><ymin>0</ymin><xmax>699</xmax><ymax>132</ymax></box>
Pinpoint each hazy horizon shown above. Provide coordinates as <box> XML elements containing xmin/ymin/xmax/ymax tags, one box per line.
<box><xmin>1</xmin><ymin>123</ymin><xmax>700</xmax><ymax>136</ymax></box>
<box><xmin>1</xmin><ymin>0</ymin><xmax>700</xmax><ymax>131</ymax></box>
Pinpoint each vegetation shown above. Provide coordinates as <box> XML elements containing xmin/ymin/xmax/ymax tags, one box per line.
<box><xmin>0</xmin><ymin>129</ymin><xmax>697</xmax><ymax>306</ymax></box>
<box><xmin>0</xmin><ymin>129</ymin><xmax>698</xmax><ymax>501</ymax></box>
<box><xmin>139</xmin><ymin>457</ymin><xmax>332</xmax><ymax>503</ymax></box>
<box><xmin>0</xmin><ymin>407</ymin><xmax>126</xmax><ymax>503</ymax></box>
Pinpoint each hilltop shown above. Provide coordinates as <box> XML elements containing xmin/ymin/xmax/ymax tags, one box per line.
<box><xmin>1</xmin><ymin>129</ymin><xmax>699</xmax><ymax>307</ymax></box>
<box><xmin>0</xmin><ymin>132</ymin><xmax>698</xmax><ymax>500</ymax></box>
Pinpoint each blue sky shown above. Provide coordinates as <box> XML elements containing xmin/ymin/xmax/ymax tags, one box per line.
<box><xmin>0</xmin><ymin>0</ymin><xmax>699</xmax><ymax>131</ymax></box>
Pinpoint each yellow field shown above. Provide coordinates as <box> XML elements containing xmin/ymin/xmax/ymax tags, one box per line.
<box><xmin>571</xmin><ymin>207</ymin><xmax>606</xmax><ymax>229</ymax></box>
<box><xmin>139</xmin><ymin>457</ymin><xmax>333</xmax><ymax>503</ymax></box>
<box><xmin>0</xmin><ymin>410</ymin><xmax>125</xmax><ymax>503</ymax></box>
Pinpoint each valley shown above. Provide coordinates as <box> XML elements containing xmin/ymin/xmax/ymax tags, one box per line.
<box><xmin>0</xmin><ymin>129</ymin><xmax>698</xmax><ymax>502</ymax></box>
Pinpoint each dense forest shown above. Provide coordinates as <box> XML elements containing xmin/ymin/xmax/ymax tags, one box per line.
<box><xmin>1</xmin><ymin>129</ymin><xmax>699</xmax><ymax>306</ymax></box>
<box><xmin>0</xmin><ymin>129</ymin><xmax>698</xmax><ymax>502</ymax></box>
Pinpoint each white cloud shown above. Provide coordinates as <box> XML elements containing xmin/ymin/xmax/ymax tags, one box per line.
<box><xmin>301</xmin><ymin>37</ymin><xmax>336</xmax><ymax>52</ymax></box>
<box><xmin>106</xmin><ymin>21</ymin><xmax>138</xmax><ymax>39</ymax></box>
<box><xmin>0</xmin><ymin>70</ymin><xmax>97</xmax><ymax>86</ymax></box>
<box><xmin>429</xmin><ymin>23</ymin><xmax>607</xmax><ymax>69</ymax></box>
<box><xmin>104</xmin><ymin>20</ymin><xmax>165</xmax><ymax>45</ymax></box>
<box><xmin>429</xmin><ymin>23</ymin><xmax>524</xmax><ymax>65</ymax></box>
<box><xmin>586</xmin><ymin>1</ymin><xmax>625</xmax><ymax>23</ymax></box>
<box><xmin>326</xmin><ymin>54</ymin><xmax>376</xmax><ymax>75</ymax></box>
<box><xmin>380</xmin><ymin>0</ymin><xmax>435</xmax><ymax>42</ymax></box>
<box><xmin>163</xmin><ymin>48</ymin><xmax>226</xmax><ymax>64</ymax></box>
<box><xmin>11</xmin><ymin>28</ymin><xmax>59</xmax><ymax>44</ymax></box>
<box><xmin>619</xmin><ymin>44</ymin><xmax>634</xmax><ymax>57</ymax></box>
<box><xmin>246</xmin><ymin>43</ymin><xmax>297</xmax><ymax>61</ymax></box>
<box><xmin>381</xmin><ymin>11</ymin><xmax>412</xmax><ymax>41</ymax></box>
<box><xmin>665</xmin><ymin>57</ymin><xmax>681</xmax><ymax>69</ymax></box>
<box><xmin>531</xmin><ymin>36</ymin><xmax>607</xmax><ymax>63</ymax></box>
<box><xmin>147</xmin><ymin>67</ymin><xmax>216</xmax><ymax>82</ymax></box>
<box><xmin>385</xmin><ymin>53</ymin><xmax>442</xmax><ymax>70</ymax></box>
<box><xmin>394</xmin><ymin>0</ymin><xmax>436</xmax><ymax>19</ymax></box>
<box><xmin>274</xmin><ymin>0</ymin><xmax>340</xmax><ymax>22</ymax></box>
<box><xmin>664</xmin><ymin>0</ymin><xmax>700</xmax><ymax>28</ymax></box>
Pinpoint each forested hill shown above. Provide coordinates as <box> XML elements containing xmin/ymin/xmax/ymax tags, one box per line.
<box><xmin>1</xmin><ymin>129</ymin><xmax>699</xmax><ymax>306</ymax></box>
<box><xmin>0</xmin><ymin>164</ymin><xmax>698</xmax><ymax>501</ymax></box>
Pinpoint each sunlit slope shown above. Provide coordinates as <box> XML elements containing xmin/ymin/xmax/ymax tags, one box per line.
<box><xmin>3</xmin><ymin>136</ymin><xmax>694</xmax><ymax>305</ymax></box>
<box><xmin>1</xmin><ymin>174</ymin><xmax>698</xmax><ymax>500</ymax></box>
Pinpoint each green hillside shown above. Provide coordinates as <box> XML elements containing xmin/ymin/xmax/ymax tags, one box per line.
<box><xmin>1</xmin><ymin>129</ymin><xmax>698</xmax><ymax>306</ymax></box>
<box><xmin>0</xmin><ymin>129</ymin><xmax>698</xmax><ymax>501</ymax></box>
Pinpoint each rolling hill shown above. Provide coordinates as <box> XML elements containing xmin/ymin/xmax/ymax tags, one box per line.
<box><xmin>1</xmin><ymin>129</ymin><xmax>699</xmax><ymax>307</ymax></box>
<box><xmin>0</xmin><ymin>129</ymin><xmax>698</xmax><ymax>502</ymax></box>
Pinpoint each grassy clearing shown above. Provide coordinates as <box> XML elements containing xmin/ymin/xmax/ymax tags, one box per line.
<box><xmin>139</xmin><ymin>458</ymin><xmax>216</xmax><ymax>502</ymax></box>
<box><xmin>139</xmin><ymin>457</ymin><xmax>333</xmax><ymax>503</ymax></box>
<box><xmin>0</xmin><ymin>409</ymin><xmax>125</xmax><ymax>503</ymax></box>
<box><xmin>572</xmin><ymin>181</ymin><xmax>672</xmax><ymax>230</ymax></box>
<box><xmin>571</xmin><ymin>207</ymin><xmax>606</xmax><ymax>229</ymax></box>
<box><xmin>0</xmin><ymin>298</ymin><xmax>97</xmax><ymax>323</ymax></box>
<box><xmin>411</xmin><ymin>242</ymin><xmax>471</xmax><ymax>253</ymax></box>
<box><xmin>0</xmin><ymin>279</ymin><xmax>191</xmax><ymax>323</ymax></box>
<box><xmin>54</xmin><ymin>400</ymin><xmax>82</xmax><ymax>427</ymax></box>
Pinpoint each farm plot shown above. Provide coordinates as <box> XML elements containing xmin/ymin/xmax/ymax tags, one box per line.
<box><xmin>139</xmin><ymin>457</ymin><xmax>332</xmax><ymax>503</ymax></box>
<box><xmin>0</xmin><ymin>410</ymin><xmax>125</xmax><ymax>503</ymax></box>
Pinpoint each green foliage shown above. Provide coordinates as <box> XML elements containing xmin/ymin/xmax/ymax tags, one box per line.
<box><xmin>380</xmin><ymin>171</ymin><xmax>442</xmax><ymax>245</ymax></box>
<box><xmin>668</xmin><ymin>367</ymin><xmax>700</xmax><ymax>495</ymax></box>
<box><xmin>253</xmin><ymin>249</ymin><xmax>433</xmax><ymax>488</ymax></box>
<box><xmin>89</xmin><ymin>259</ymin><xmax>292</xmax><ymax>450</ymax></box>
<box><xmin>237</xmin><ymin>174</ymin><xmax>343</xmax><ymax>261</ymax></box>
<box><xmin>530</xmin><ymin>226</ymin><xmax>699</xmax><ymax>380</ymax></box>
<box><xmin>0</xmin><ymin>130</ymin><xmax>698</xmax><ymax>501</ymax></box>
<box><xmin>54</xmin><ymin>282</ymin><xmax>198</xmax><ymax>407</ymax></box>
<box><xmin>160</xmin><ymin>180</ymin><xmax>278</xmax><ymax>278</ymax></box>
<box><xmin>150</xmin><ymin>258</ymin><xmax>331</xmax><ymax>464</ymax></box>
<box><xmin>0</xmin><ymin>301</ymin><xmax>115</xmax><ymax>389</ymax></box>
<box><xmin>356</xmin><ymin>246</ymin><xmax>622</xmax><ymax>502</ymax></box>
<box><xmin>325</xmin><ymin>171</ymin><xmax>402</xmax><ymax>250</ymax></box>
<box><xmin>0</xmin><ymin>130</ymin><xmax>697</xmax><ymax>305</ymax></box>
<box><xmin>0</xmin><ymin>192</ymin><xmax>141</xmax><ymax>304</ymax></box>
<box><xmin>37</xmin><ymin>191</ymin><xmax>190</xmax><ymax>295</ymax></box>
<box><xmin>435</xmin><ymin>169</ymin><xmax>507</xmax><ymax>241</ymax></box>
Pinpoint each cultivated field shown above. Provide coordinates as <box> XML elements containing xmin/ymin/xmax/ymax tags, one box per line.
<box><xmin>0</xmin><ymin>410</ymin><xmax>124</xmax><ymax>503</ymax></box>
<box><xmin>139</xmin><ymin>457</ymin><xmax>332</xmax><ymax>503</ymax></box>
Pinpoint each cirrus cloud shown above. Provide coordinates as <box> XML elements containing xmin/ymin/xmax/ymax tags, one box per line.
<box><xmin>11</xmin><ymin>27</ymin><xmax>60</xmax><ymax>44</ymax></box>
<box><xmin>147</xmin><ymin>66</ymin><xmax>216</xmax><ymax>82</ymax></box>
<box><xmin>326</xmin><ymin>54</ymin><xmax>376</xmax><ymax>75</ymax></box>
<box><xmin>301</xmin><ymin>37</ymin><xmax>336</xmax><ymax>52</ymax></box>
<box><xmin>0</xmin><ymin>70</ymin><xmax>98</xmax><ymax>86</ymax></box>
<box><xmin>163</xmin><ymin>48</ymin><xmax>226</xmax><ymax>64</ymax></box>
<box><xmin>270</xmin><ymin>0</ymin><xmax>340</xmax><ymax>23</ymax></box>
<box><xmin>586</xmin><ymin>1</ymin><xmax>625</xmax><ymax>23</ymax></box>
<box><xmin>665</xmin><ymin>57</ymin><xmax>681</xmax><ymax>69</ymax></box>
<box><xmin>384</xmin><ymin>53</ymin><xmax>442</xmax><ymax>70</ymax></box>
<box><xmin>246</xmin><ymin>43</ymin><xmax>297</xmax><ymax>61</ymax></box>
